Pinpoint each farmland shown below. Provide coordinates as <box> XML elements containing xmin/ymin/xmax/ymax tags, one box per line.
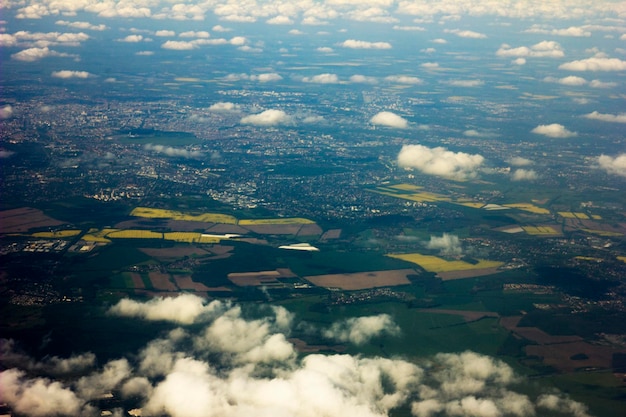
<box><xmin>387</xmin><ymin>253</ymin><xmax>503</xmax><ymax>275</ymax></box>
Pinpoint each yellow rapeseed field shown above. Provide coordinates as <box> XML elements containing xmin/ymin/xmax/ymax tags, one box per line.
<box><xmin>239</xmin><ymin>218</ymin><xmax>315</xmax><ymax>225</ymax></box>
<box><xmin>387</xmin><ymin>253</ymin><xmax>503</xmax><ymax>273</ymax></box>
<box><xmin>130</xmin><ymin>207</ymin><xmax>237</xmax><ymax>224</ymax></box>
<box><xmin>523</xmin><ymin>226</ymin><xmax>559</xmax><ymax>235</ymax></box>
<box><xmin>107</xmin><ymin>230</ymin><xmax>163</xmax><ymax>239</ymax></box>
<box><xmin>504</xmin><ymin>203</ymin><xmax>550</xmax><ymax>214</ymax></box>
<box><xmin>32</xmin><ymin>230</ymin><xmax>82</xmax><ymax>238</ymax></box>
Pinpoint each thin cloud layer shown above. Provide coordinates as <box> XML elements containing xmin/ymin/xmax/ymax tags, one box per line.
<box><xmin>370</xmin><ymin>111</ymin><xmax>409</xmax><ymax>128</ymax></box>
<box><xmin>340</xmin><ymin>39</ymin><xmax>392</xmax><ymax>49</ymax></box>
<box><xmin>512</xmin><ymin>169</ymin><xmax>539</xmax><ymax>181</ymax></box>
<box><xmin>397</xmin><ymin>144</ymin><xmax>485</xmax><ymax>180</ymax></box>
<box><xmin>531</xmin><ymin>124</ymin><xmax>577</xmax><ymax>138</ymax></box>
<box><xmin>143</xmin><ymin>144</ymin><xmax>202</xmax><ymax>158</ymax></box>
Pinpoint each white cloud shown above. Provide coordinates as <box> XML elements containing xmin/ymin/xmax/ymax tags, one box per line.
<box><xmin>397</xmin><ymin>144</ymin><xmax>485</xmax><ymax>180</ymax></box>
<box><xmin>597</xmin><ymin>154</ymin><xmax>626</xmax><ymax>177</ymax></box>
<box><xmin>136</xmin><ymin>50</ymin><xmax>154</xmax><ymax>56</ymax></box>
<box><xmin>583</xmin><ymin>111</ymin><xmax>626</xmax><ymax>123</ymax></box>
<box><xmin>350</xmin><ymin>74</ymin><xmax>377</xmax><ymax>84</ymax></box>
<box><xmin>241</xmin><ymin>109</ymin><xmax>292</xmax><ymax>126</ymax></box>
<box><xmin>524</xmin><ymin>25</ymin><xmax>591</xmax><ymax>37</ymax></box>
<box><xmin>224</xmin><ymin>73</ymin><xmax>282</xmax><ymax>82</ymax></box>
<box><xmin>496</xmin><ymin>41</ymin><xmax>564</xmax><ymax>58</ymax></box>
<box><xmin>512</xmin><ymin>58</ymin><xmax>526</xmax><ymax>65</ymax></box>
<box><xmin>212</xmin><ymin>25</ymin><xmax>231</xmax><ymax>32</ymax></box>
<box><xmin>444</xmin><ymin>29</ymin><xmax>487</xmax><ymax>39</ymax></box>
<box><xmin>507</xmin><ymin>156</ymin><xmax>534</xmax><ymax>167</ymax></box>
<box><xmin>267</xmin><ymin>15</ymin><xmax>294</xmax><ymax>25</ymax></box>
<box><xmin>179</xmin><ymin>31</ymin><xmax>210</xmax><ymax>38</ymax></box>
<box><xmin>0</xmin><ymin>369</ymin><xmax>88</xmax><ymax>417</ymax></box>
<box><xmin>0</xmin><ymin>105</ymin><xmax>14</xmax><ymax>119</ymax></box>
<box><xmin>144</xmin><ymin>144</ymin><xmax>201</xmax><ymax>158</ymax></box>
<box><xmin>340</xmin><ymin>39</ymin><xmax>392</xmax><ymax>49</ymax></box>
<box><xmin>385</xmin><ymin>75</ymin><xmax>423</xmax><ymax>84</ymax></box>
<box><xmin>302</xmin><ymin>73</ymin><xmax>340</xmax><ymax>83</ymax></box>
<box><xmin>119</xmin><ymin>34</ymin><xmax>143</xmax><ymax>42</ymax></box>
<box><xmin>531</xmin><ymin>124</ymin><xmax>577</xmax><ymax>138</ymax></box>
<box><xmin>393</xmin><ymin>25</ymin><xmax>426</xmax><ymax>31</ymax></box>
<box><xmin>559</xmin><ymin>57</ymin><xmax>626</xmax><ymax>71</ymax></box>
<box><xmin>161</xmin><ymin>40</ymin><xmax>195</xmax><ymax>50</ymax></box>
<box><xmin>11</xmin><ymin>47</ymin><xmax>75</xmax><ymax>62</ymax></box>
<box><xmin>427</xmin><ymin>233</ymin><xmax>462</xmax><ymax>255</ymax></box>
<box><xmin>317</xmin><ymin>46</ymin><xmax>334</xmax><ymax>52</ymax></box>
<box><xmin>323</xmin><ymin>314</ymin><xmax>400</xmax><ymax>345</ymax></box>
<box><xmin>421</xmin><ymin>62</ymin><xmax>439</xmax><ymax>69</ymax></box>
<box><xmin>588</xmin><ymin>79</ymin><xmax>617</xmax><ymax>88</ymax></box>
<box><xmin>55</xmin><ymin>20</ymin><xmax>107</xmax><ymax>31</ymax></box>
<box><xmin>432</xmin><ymin>38</ymin><xmax>447</xmax><ymax>44</ymax></box>
<box><xmin>511</xmin><ymin>169</ymin><xmax>539</xmax><ymax>181</ymax></box>
<box><xmin>543</xmin><ymin>76</ymin><xmax>587</xmax><ymax>86</ymax></box>
<box><xmin>447</xmin><ymin>79</ymin><xmax>484</xmax><ymax>87</ymax></box>
<box><xmin>51</xmin><ymin>70</ymin><xmax>91</xmax><ymax>79</ymax></box>
<box><xmin>370</xmin><ymin>111</ymin><xmax>408</xmax><ymax>129</ymax></box>
<box><xmin>155</xmin><ymin>30</ymin><xmax>175</xmax><ymax>37</ymax></box>
<box><xmin>108</xmin><ymin>294</ymin><xmax>226</xmax><ymax>324</ymax></box>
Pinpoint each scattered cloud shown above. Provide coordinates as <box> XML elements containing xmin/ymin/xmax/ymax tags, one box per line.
<box><xmin>143</xmin><ymin>144</ymin><xmax>202</xmax><ymax>159</ymax></box>
<box><xmin>55</xmin><ymin>20</ymin><xmax>107</xmax><ymax>31</ymax></box>
<box><xmin>11</xmin><ymin>47</ymin><xmax>75</xmax><ymax>62</ymax></box>
<box><xmin>224</xmin><ymin>73</ymin><xmax>282</xmax><ymax>82</ymax></box>
<box><xmin>531</xmin><ymin>124</ymin><xmax>577</xmax><ymax>138</ymax></box>
<box><xmin>385</xmin><ymin>75</ymin><xmax>423</xmax><ymax>84</ymax></box>
<box><xmin>543</xmin><ymin>75</ymin><xmax>587</xmax><ymax>86</ymax></box>
<box><xmin>119</xmin><ymin>34</ymin><xmax>143</xmax><ymax>42</ymax></box>
<box><xmin>241</xmin><ymin>109</ymin><xmax>292</xmax><ymax>126</ymax></box>
<box><xmin>340</xmin><ymin>39</ymin><xmax>392</xmax><ymax>49</ymax></box>
<box><xmin>512</xmin><ymin>169</ymin><xmax>539</xmax><ymax>181</ymax></box>
<box><xmin>155</xmin><ymin>30</ymin><xmax>175</xmax><ymax>37</ymax></box>
<box><xmin>559</xmin><ymin>57</ymin><xmax>626</xmax><ymax>71</ymax></box>
<box><xmin>108</xmin><ymin>294</ymin><xmax>225</xmax><ymax>324</ymax></box>
<box><xmin>323</xmin><ymin>314</ymin><xmax>401</xmax><ymax>345</ymax></box>
<box><xmin>427</xmin><ymin>233</ymin><xmax>462</xmax><ymax>255</ymax></box>
<box><xmin>583</xmin><ymin>111</ymin><xmax>626</xmax><ymax>123</ymax></box>
<box><xmin>444</xmin><ymin>29</ymin><xmax>487</xmax><ymax>39</ymax></box>
<box><xmin>508</xmin><ymin>156</ymin><xmax>534</xmax><ymax>167</ymax></box>
<box><xmin>496</xmin><ymin>41</ymin><xmax>564</xmax><ymax>58</ymax></box>
<box><xmin>524</xmin><ymin>25</ymin><xmax>591</xmax><ymax>37</ymax></box>
<box><xmin>446</xmin><ymin>79</ymin><xmax>484</xmax><ymax>87</ymax></box>
<box><xmin>267</xmin><ymin>15</ymin><xmax>294</xmax><ymax>25</ymax></box>
<box><xmin>317</xmin><ymin>46</ymin><xmax>334</xmax><ymax>53</ymax></box>
<box><xmin>588</xmin><ymin>79</ymin><xmax>617</xmax><ymax>88</ymax></box>
<box><xmin>0</xmin><ymin>105</ymin><xmax>14</xmax><ymax>119</ymax></box>
<box><xmin>397</xmin><ymin>144</ymin><xmax>485</xmax><ymax>180</ymax></box>
<box><xmin>51</xmin><ymin>70</ymin><xmax>91</xmax><ymax>79</ymax></box>
<box><xmin>302</xmin><ymin>73</ymin><xmax>340</xmax><ymax>84</ymax></box>
<box><xmin>179</xmin><ymin>31</ymin><xmax>210</xmax><ymax>38</ymax></box>
<box><xmin>512</xmin><ymin>58</ymin><xmax>526</xmax><ymax>65</ymax></box>
<box><xmin>370</xmin><ymin>111</ymin><xmax>408</xmax><ymax>129</ymax></box>
<box><xmin>421</xmin><ymin>62</ymin><xmax>439</xmax><ymax>69</ymax></box>
<box><xmin>432</xmin><ymin>38</ymin><xmax>448</xmax><ymax>44</ymax></box>
<box><xmin>597</xmin><ymin>154</ymin><xmax>626</xmax><ymax>177</ymax></box>
<box><xmin>209</xmin><ymin>102</ymin><xmax>241</xmax><ymax>112</ymax></box>
<box><xmin>350</xmin><ymin>74</ymin><xmax>377</xmax><ymax>84</ymax></box>
<box><xmin>161</xmin><ymin>40</ymin><xmax>195</xmax><ymax>50</ymax></box>
<box><xmin>393</xmin><ymin>25</ymin><xmax>426</xmax><ymax>31</ymax></box>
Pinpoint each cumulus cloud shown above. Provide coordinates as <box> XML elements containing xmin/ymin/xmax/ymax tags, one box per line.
<box><xmin>340</xmin><ymin>39</ymin><xmax>392</xmax><ymax>49</ymax></box>
<box><xmin>1</xmin><ymin>299</ymin><xmax>596</xmax><ymax>417</ymax></box>
<box><xmin>118</xmin><ymin>34</ymin><xmax>143</xmax><ymax>42</ymax></box>
<box><xmin>55</xmin><ymin>20</ymin><xmax>107</xmax><ymax>31</ymax></box>
<box><xmin>350</xmin><ymin>74</ymin><xmax>377</xmax><ymax>84</ymax></box>
<box><xmin>385</xmin><ymin>75</ymin><xmax>423</xmax><ymax>84</ymax></box>
<box><xmin>209</xmin><ymin>101</ymin><xmax>241</xmax><ymax>112</ymax></box>
<box><xmin>446</xmin><ymin>79</ymin><xmax>484</xmax><ymax>87</ymax></box>
<box><xmin>426</xmin><ymin>233</ymin><xmax>462</xmax><ymax>255</ymax></box>
<box><xmin>11</xmin><ymin>47</ymin><xmax>75</xmax><ymax>62</ymax></box>
<box><xmin>267</xmin><ymin>15</ymin><xmax>294</xmax><ymax>25</ymax></box>
<box><xmin>507</xmin><ymin>156</ymin><xmax>534</xmax><ymax>167</ymax></box>
<box><xmin>302</xmin><ymin>73</ymin><xmax>340</xmax><ymax>83</ymax></box>
<box><xmin>583</xmin><ymin>111</ymin><xmax>626</xmax><ymax>123</ymax></box>
<box><xmin>161</xmin><ymin>40</ymin><xmax>196</xmax><ymax>50</ymax></box>
<box><xmin>524</xmin><ymin>24</ymin><xmax>591</xmax><ymax>37</ymax></box>
<box><xmin>241</xmin><ymin>109</ymin><xmax>292</xmax><ymax>126</ymax></box>
<box><xmin>531</xmin><ymin>123</ymin><xmax>577</xmax><ymax>138</ymax></box>
<box><xmin>496</xmin><ymin>41</ymin><xmax>564</xmax><ymax>58</ymax></box>
<box><xmin>323</xmin><ymin>314</ymin><xmax>400</xmax><ymax>345</ymax></box>
<box><xmin>511</xmin><ymin>169</ymin><xmax>539</xmax><ymax>181</ymax></box>
<box><xmin>543</xmin><ymin>76</ymin><xmax>587</xmax><ymax>86</ymax></box>
<box><xmin>370</xmin><ymin>111</ymin><xmax>409</xmax><ymax>128</ymax></box>
<box><xmin>444</xmin><ymin>29</ymin><xmax>487</xmax><ymax>39</ymax></box>
<box><xmin>588</xmin><ymin>79</ymin><xmax>617</xmax><ymax>88</ymax></box>
<box><xmin>155</xmin><ymin>29</ymin><xmax>175</xmax><ymax>37</ymax></box>
<box><xmin>597</xmin><ymin>154</ymin><xmax>626</xmax><ymax>177</ymax></box>
<box><xmin>397</xmin><ymin>144</ymin><xmax>485</xmax><ymax>180</ymax></box>
<box><xmin>0</xmin><ymin>104</ymin><xmax>14</xmax><ymax>119</ymax></box>
<box><xmin>559</xmin><ymin>57</ymin><xmax>626</xmax><ymax>71</ymax></box>
<box><xmin>51</xmin><ymin>70</ymin><xmax>91</xmax><ymax>79</ymax></box>
<box><xmin>108</xmin><ymin>294</ymin><xmax>225</xmax><ymax>324</ymax></box>
<box><xmin>179</xmin><ymin>31</ymin><xmax>210</xmax><ymax>38</ymax></box>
